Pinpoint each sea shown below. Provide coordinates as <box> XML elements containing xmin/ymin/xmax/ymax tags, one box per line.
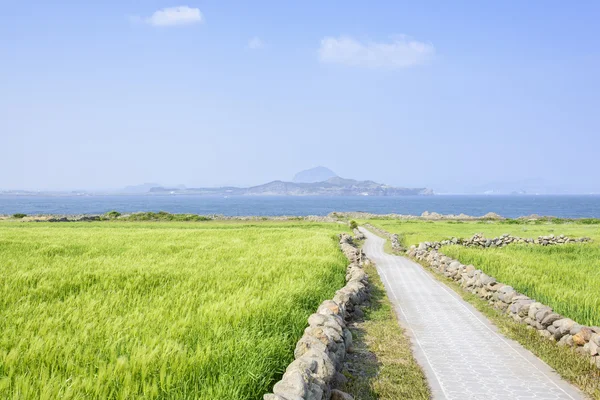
<box><xmin>1</xmin><ymin>195</ymin><xmax>600</xmax><ymax>218</ymax></box>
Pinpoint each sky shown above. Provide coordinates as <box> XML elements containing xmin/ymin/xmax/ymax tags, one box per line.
<box><xmin>1</xmin><ymin>1</ymin><xmax>599</xmax><ymax>193</ymax></box>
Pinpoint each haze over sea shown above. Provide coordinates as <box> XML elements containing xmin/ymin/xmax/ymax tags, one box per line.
<box><xmin>1</xmin><ymin>195</ymin><xmax>599</xmax><ymax>218</ymax></box>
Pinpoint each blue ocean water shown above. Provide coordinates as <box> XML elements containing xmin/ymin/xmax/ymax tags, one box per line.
<box><xmin>1</xmin><ymin>195</ymin><xmax>599</xmax><ymax>218</ymax></box>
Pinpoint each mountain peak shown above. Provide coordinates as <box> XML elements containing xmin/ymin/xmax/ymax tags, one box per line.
<box><xmin>292</xmin><ymin>166</ymin><xmax>338</xmax><ymax>183</ymax></box>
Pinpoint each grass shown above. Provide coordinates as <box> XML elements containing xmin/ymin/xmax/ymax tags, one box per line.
<box><xmin>0</xmin><ymin>221</ymin><xmax>348</xmax><ymax>400</ymax></box>
<box><xmin>343</xmin><ymin>261</ymin><xmax>430</xmax><ymax>399</ymax></box>
<box><xmin>443</xmin><ymin>244</ymin><xmax>600</xmax><ymax>326</ymax></box>
<box><xmin>366</xmin><ymin>219</ymin><xmax>600</xmax><ymax>326</ymax></box>
<box><xmin>419</xmin><ymin>264</ymin><xmax>600</xmax><ymax>399</ymax></box>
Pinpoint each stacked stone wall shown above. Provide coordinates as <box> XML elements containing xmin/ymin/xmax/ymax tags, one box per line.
<box><xmin>363</xmin><ymin>223</ymin><xmax>404</xmax><ymax>252</ymax></box>
<box><xmin>264</xmin><ymin>234</ymin><xmax>370</xmax><ymax>400</ymax></box>
<box><xmin>419</xmin><ymin>233</ymin><xmax>591</xmax><ymax>251</ymax></box>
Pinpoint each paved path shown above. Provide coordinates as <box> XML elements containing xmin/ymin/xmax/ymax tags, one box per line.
<box><xmin>360</xmin><ymin>227</ymin><xmax>585</xmax><ymax>400</ymax></box>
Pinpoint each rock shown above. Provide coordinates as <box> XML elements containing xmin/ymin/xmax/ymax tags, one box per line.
<box><xmin>587</xmin><ymin>340</ymin><xmax>599</xmax><ymax>356</ymax></box>
<box><xmin>570</xmin><ymin>324</ymin><xmax>583</xmax><ymax>335</ymax></box>
<box><xmin>273</xmin><ymin>370</ymin><xmax>308</xmax><ymax>398</ymax></box>
<box><xmin>573</xmin><ymin>327</ymin><xmax>593</xmax><ymax>346</ymax></box>
<box><xmin>295</xmin><ymin>334</ymin><xmax>328</xmax><ymax>359</ymax></box>
<box><xmin>308</xmin><ymin>314</ymin><xmax>344</xmax><ymax>334</ymax></box>
<box><xmin>510</xmin><ymin>295</ymin><xmax>530</xmax><ymax>302</ymax></box>
<box><xmin>465</xmin><ymin>265</ymin><xmax>476</xmax><ymax>277</ymax></box>
<box><xmin>480</xmin><ymin>273</ymin><xmax>496</xmax><ymax>286</ymax></box>
<box><xmin>541</xmin><ymin>313</ymin><xmax>562</xmax><ymax>327</ymax></box>
<box><xmin>304</xmin><ymin>325</ymin><xmax>343</xmax><ymax>345</ymax></box>
<box><xmin>317</xmin><ymin>300</ymin><xmax>341</xmax><ymax>316</ymax></box>
<box><xmin>554</xmin><ymin>319</ymin><xmax>576</xmax><ymax>336</ymax></box>
<box><xmin>528</xmin><ymin>302</ymin><xmax>544</xmax><ymax>319</ymax></box>
<box><xmin>535</xmin><ymin>307</ymin><xmax>553</xmax><ymax>323</ymax></box>
<box><xmin>510</xmin><ymin>299</ymin><xmax>534</xmax><ymax>317</ymax></box>
<box><xmin>496</xmin><ymin>285</ymin><xmax>515</xmax><ymax>301</ymax></box>
<box><xmin>553</xmin><ymin>327</ymin><xmax>568</xmax><ymax>340</ymax></box>
<box><xmin>449</xmin><ymin>261</ymin><xmax>462</xmax><ymax>271</ymax></box>
<box><xmin>302</xmin><ymin>348</ymin><xmax>337</xmax><ymax>383</ymax></box>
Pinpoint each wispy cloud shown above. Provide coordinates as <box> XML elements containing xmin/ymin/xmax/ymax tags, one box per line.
<box><xmin>318</xmin><ymin>35</ymin><xmax>435</xmax><ymax>69</ymax></box>
<box><xmin>139</xmin><ymin>6</ymin><xmax>203</xmax><ymax>27</ymax></box>
<box><xmin>247</xmin><ymin>37</ymin><xmax>265</xmax><ymax>50</ymax></box>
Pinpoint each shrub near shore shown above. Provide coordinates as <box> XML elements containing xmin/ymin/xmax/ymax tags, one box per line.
<box><xmin>0</xmin><ymin>221</ymin><xmax>348</xmax><ymax>399</ymax></box>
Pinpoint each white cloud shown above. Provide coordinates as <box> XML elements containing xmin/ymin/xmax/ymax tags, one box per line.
<box><xmin>247</xmin><ymin>37</ymin><xmax>265</xmax><ymax>50</ymax></box>
<box><xmin>143</xmin><ymin>6</ymin><xmax>203</xmax><ymax>27</ymax></box>
<box><xmin>318</xmin><ymin>35</ymin><xmax>435</xmax><ymax>69</ymax></box>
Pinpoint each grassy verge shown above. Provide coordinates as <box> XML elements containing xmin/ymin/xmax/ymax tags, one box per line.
<box><xmin>0</xmin><ymin>221</ymin><xmax>348</xmax><ymax>399</ymax></box>
<box><xmin>342</xmin><ymin>261</ymin><xmax>430</xmax><ymax>399</ymax></box>
<box><xmin>418</xmin><ymin>260</ymin><xmax>600</xmax><ymax>399</ymax></box>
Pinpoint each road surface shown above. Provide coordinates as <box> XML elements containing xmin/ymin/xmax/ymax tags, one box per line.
<box><xmin>360</xmin><ymin>227</ymin><xmax>585</xmax><ymax>400</ymax></box>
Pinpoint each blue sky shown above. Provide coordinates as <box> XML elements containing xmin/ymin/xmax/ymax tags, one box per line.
<box><xmin>1</xmin><ymin>1</ymin><xmax>599</xmax><ymax>192</ymax></box>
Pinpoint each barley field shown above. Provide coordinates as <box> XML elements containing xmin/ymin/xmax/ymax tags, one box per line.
<box><xmin>0</xmin><ymin>221</ymin><xmax>348</xmax><ymax>399</ymax></box>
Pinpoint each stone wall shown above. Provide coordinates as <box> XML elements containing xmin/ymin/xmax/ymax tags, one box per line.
<box><xmin>406</xmin><ymin>244</ymin><xmax>600</xmax><ymax>370</ymax></box>
<box><xmin>351</xmin><ymin>228</ymin><xmax>365</xmax><ymax>241</ymax></box>
<box><xmin>263</xmin><ymin>234</ymin><xmax>370</xmax><ymax>400</ymax></box>
<box><xmin>330</xmin><ymin>211</ymin><xmax>505</xmax><ymax>221</ymax></box>
<box><xmin>363</xmin><ymin>223</ymin><xmax>404</xmax><ymax>252</ymax></box>
<box><xmin>419</xmin><ymin>233</ymin><xmax>591</xmax><ymax>251</ymax></box>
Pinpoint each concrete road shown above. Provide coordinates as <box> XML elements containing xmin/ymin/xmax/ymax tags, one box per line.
<box><xmin>360</xmin><ymin>227</ymin><xmax>585</xmax><ymax>400</ymax></box>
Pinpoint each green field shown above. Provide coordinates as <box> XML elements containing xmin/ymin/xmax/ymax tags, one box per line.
<box><xmin>366</xmin><ymin>220</ymin><xmax>600</xmax><ymax>326</ymax></box>
<box><xmin>363</xmin><ymin>219</ymin><xmax>600</xmax><ymax>246</ymax></box>
<box><xmin>0</xmin><ymin>221</ymin><xmax>348</xmax><ymax>399</ymax></box>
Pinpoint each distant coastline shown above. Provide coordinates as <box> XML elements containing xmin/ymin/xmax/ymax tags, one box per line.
<box><xmin>1</xmin><ymin>195</ymin><xmax>599</xmax><ymax>218</ymax></box>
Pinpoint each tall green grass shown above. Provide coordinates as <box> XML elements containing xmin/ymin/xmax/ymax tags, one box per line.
<box><xmin>0</xmin><ymin>221</ymin><xmax>348</xmax><ymax>399</ymax></box>
<box><xmin>443</xmin><ymin>244</ymin><xmax>600</xmax><ymax>326</ymax></box>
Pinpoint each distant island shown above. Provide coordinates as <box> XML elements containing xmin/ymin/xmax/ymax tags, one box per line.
<box><xmin>150</xmin><ymin>177</ymin><xmax>432</xmax><ymax>196</ymax></box>
<box><xmin>150</xmin><ymin>167</ymin><xmax>433</xmax><ymax>196</ymax></box>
